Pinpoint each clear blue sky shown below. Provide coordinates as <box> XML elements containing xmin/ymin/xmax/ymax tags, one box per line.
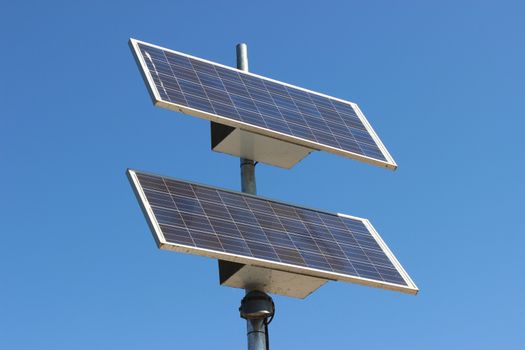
<box><xmin>1</xmin><ymin>1</ymin><xmax>524</xmax><ymax>349</ymax></box>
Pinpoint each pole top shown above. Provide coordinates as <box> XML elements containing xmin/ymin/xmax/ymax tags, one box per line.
<box><xmin>236</xmin><ymin>43</ymin><xmax>249</xmax><ymax>72</ymax></box>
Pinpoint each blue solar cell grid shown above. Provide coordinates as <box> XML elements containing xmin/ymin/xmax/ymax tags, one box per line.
<box><xmin>132</xmin><ymin>40</ymin><xmax>393</xmax><ymax>165</ymax></box>
<box><xmin>131</xmin><ymin>170</ymin><xmax>409</xmax><ymax>287</ymax></box>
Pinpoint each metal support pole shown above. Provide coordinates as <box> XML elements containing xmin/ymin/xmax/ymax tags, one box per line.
<box><xmin>247</xmin><ymin>318</ymin><xmax>266</xmax><ymax>350</ymax></box>
<box><xmin>237</xmin><ymin>43</ymin><xmax>266</xmax><ymax>350</ymax></box>
<box><xmin>237</xmin><ymin>43</ymin><xmax>257</xmax><ymax>196</ymax></box>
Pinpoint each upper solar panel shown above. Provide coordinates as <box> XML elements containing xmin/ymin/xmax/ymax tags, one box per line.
<box><xmin>128</xmin><ymin>169</ymin><xmax>417</xmax><ymax>294</ymax></box>
<box><xmin>129</xmin><ymin>39</ymin><xmax>397</xmax><ymax>170</ymax></box>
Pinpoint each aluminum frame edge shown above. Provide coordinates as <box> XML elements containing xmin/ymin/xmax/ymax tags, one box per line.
<box><xmin>127</xmin><ymin>169</ymin><xmax>167</xmax><ymax>247</ymax></box>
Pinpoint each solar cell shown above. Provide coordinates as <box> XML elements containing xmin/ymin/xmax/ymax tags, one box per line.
<box><xmin>128</xmin><ymin>169</ymin><xmax>418</xmax><ymax>294</ymax></box>
<box><xmin>130</xmin><ymin>39</ymin><xmax>397</xmax><ymax>170</ymax></box>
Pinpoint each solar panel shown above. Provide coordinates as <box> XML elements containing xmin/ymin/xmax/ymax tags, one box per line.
<box><xmin>128</xmin><ymin>169</ymin><xmax>417</xmax><ymax>294</ymax></box>
<box><xmin>129</xmin><ymin>39</ymin><xmax>397</xmax><ymax>170</ymax></box>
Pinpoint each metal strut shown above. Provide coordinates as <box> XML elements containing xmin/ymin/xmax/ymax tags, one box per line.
<box><xmin>237</xmin><ymin>43</ymin><xmax>257</xmax><ymax>197</ymax></box>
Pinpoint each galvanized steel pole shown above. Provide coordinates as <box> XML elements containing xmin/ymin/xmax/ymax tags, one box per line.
<box><xmin>237</xmin><ymin>43</ymin><xmax>266</xmax><ymax>350</ymax></box>
<box><xmin>237</xmin><ymin>43</ymin><xmax>257</xmax><ymax>196</ymax></box>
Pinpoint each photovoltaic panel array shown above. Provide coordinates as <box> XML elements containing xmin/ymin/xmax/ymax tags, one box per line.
<box><xmin>128</xmin><ymin>169</ymin><xmax>417</xmax><ymax>294</ymax></box>
<box><xmin>129</xmin><ymin>39</ymin><xmax>397</xmax><ymax>170</ymax></box>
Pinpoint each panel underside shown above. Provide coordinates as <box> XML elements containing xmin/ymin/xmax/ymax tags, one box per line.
<box><xmin>218</xmin><ymin>260</ymin><xmax>328</xmax><ymax>299</ymax></box>
<box><xmin>212</xmin><ymin>125</ymin><xmax>314</xmax><ymax>168</ymax></box>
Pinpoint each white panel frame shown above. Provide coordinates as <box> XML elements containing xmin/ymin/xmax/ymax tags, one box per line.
<box><xmin>128</xmin><ymin>169</ymin><xmax>418</xmax><ymax>295</ymax></box>
<box><xmin>129</xmin><ymin>38</ymin><xmax>398</xmax><ymax>170</ymax></box>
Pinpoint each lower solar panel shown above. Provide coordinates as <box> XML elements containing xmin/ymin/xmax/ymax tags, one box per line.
<box><xmin>128</xmin><ymin>169</ymin><xmax>418</xmax><ymax>295</ymax></box>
